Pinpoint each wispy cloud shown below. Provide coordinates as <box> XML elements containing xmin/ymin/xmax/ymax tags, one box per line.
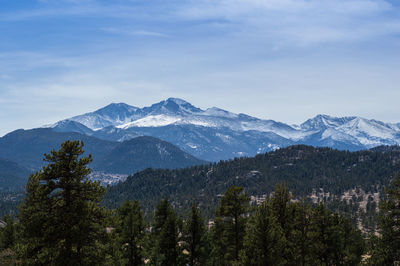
<box><xmin>3</xmin><ymin>0</ymin><xmax>399</xmax><ymax>47</ymax></box>
<box><xmin>1</xmin><ymin>0</ymin><xmax>400</xmax><ymax>136</ymax></box>
<box><xmin>101</xmin><ymin>27</ymin><xmax>169</xmax><ymax>38</ymax></box>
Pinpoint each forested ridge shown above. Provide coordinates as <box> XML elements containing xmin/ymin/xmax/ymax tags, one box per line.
<box><xmin>0</xmin><ymin>142</ymin><xmax>399</xmax><ymax>264</ymax></box>
<box><xmin>103</xmin><ymin>145</ymin><xmax>400</xmax><ymax>226</ymax></box>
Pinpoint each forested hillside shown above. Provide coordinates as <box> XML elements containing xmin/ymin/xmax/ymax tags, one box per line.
<box><xmin>0</xmin><ymin>128</ymin><xmax>205</xmax><ymax>186</ymax></box>
<box><xmin>104</xmin><ymin>145</ymin><xmax>400</xmax><ymax>230</ymax></box>
<box><xmin>0</xmin><ymin>158</ymin><xmax>30</xmax><ymax>190</ymax></box>
<box><xmin>1</xmin><ymin>141</ymin><xmax>399</xmax><ymax>264</ymax></box>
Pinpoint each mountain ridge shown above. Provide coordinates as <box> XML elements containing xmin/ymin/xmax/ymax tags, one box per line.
<box><xmin>0</xmin><ymin>128</ymin><xmax>206</xmax><ymax>188</ymax></box>
<box><xmin>45</xmin><ymin>98</ymin><xmax>400</xmax><ymax>161</ymax></box>
<box><xmin>103</xmin><ymin>144</ymin><xmax>400</xmax><ymax>231</ymax></box>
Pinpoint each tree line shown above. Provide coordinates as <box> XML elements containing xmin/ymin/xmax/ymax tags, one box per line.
<box><xmin>103</xmin><ymin>145</ymin><xmax>400</xmax><ymax>231</ymax></box>
<box><xmin>0</xmin><ymin>141</ymin><xmax>399</xmax><ymax>265</ymax></box>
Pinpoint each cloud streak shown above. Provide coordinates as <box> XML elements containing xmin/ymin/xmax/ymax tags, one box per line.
<box><xmin>0</xmin><ymin>0</ymin><xmax>400</xmax><ymax>136</ymax></box>
<box><xmin>101</xmin><ymin>27</ymin><xmax>169</xmax><ymax>38</ymax></box>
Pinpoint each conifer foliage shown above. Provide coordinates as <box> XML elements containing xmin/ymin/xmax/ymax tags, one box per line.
<box><xmin>0</xmin><ymin>141</ymin><xmax>394</xmax><ymax>265</ymax></box>
<box><xmin>370</xmin><ymin>171</ymin><xmax>400</xmax><ymax>264</ymax></box>
<box><xmin>151</xmin><ymin>198</ymin><xmax>179</xmax><ymax>266</ymax></box>
<box><xmin>183</xmin><ymin>204</ymin><xmax>207</xmax><ymax>266</ymax></box>
<box><xmin>116</xmin><ymin>200</ymin><xmax>145</xmax><ymax>266</ymax></box>
<box><xmin>18</xmin><ymin>140</ymin><xmax>106</xmax><ymax>265</ymax></box>
<box><xmin>210</xmin><ymin>186</ymin><xmax>250</xmax><ymax>265</ymax></box>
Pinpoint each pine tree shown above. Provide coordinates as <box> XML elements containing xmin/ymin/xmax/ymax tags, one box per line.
<box><xmin>269</xmin><ymin>183</ymin><xmax>296</xmax><ymax>263</ymax></box>
<box><xmin>309</xmin><ymin>204</ymin><xmax>333</xmax><ymax>265</ymax></box>
<box><xmin>151</xmin><ymin>198</ymin><xmax>178</xmax><ymax>266</ymax></box>
<box><xmin>117</xmin><ymin>200</ymin><xmax>145</xmax><ymax>266</ymax></box>
<box><xmin>240</xmin><ymin>201</ymin><xmax>286</xmax><ymax>266</ymax></box>
<box><xmin>0</xmin><ymin>215</ymin><xmax>15</xmax><ymax>250</ymax></box>
<box><xmin>209</xmin><ymin>216</ymin><xmax>227</xmax><ymax>265</ymax></box>
<box><xmin>210</xmin><ymin>186</ymin><xmax>249</xmax><ymax>264</ymax></box>
<box><xmin>291</xmin><ymin>200</ymin><xmax>313</xmax><ymax>266</ymax></box>
<box><xmin>370</xmin><ymin>171</ymin><xmax>400</xmax><ymax>264</ymax></box>
<box><xmin>18</xmin><ymin>140</ymin><xmax>106</xmax><ymax>265</ymax></box>
<box><xmin>310</xmin><ymin>204</ymin><xmax>364</xmax><ymax>266</ymax></box>
<box><xmin>183</xmin><ymin>204</ymin><xmax>207</xmax><ymax>266</ymax></box>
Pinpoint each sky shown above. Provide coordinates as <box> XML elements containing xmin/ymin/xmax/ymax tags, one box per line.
<box><xmin>1</xmin><ymin>0</ymin><xmax>400</xmax><ymax>136</ymax></box>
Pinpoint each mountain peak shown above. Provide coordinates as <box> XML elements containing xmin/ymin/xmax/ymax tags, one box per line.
<box><xmin>147</xmin><ymin>98</ymin><xmax>202</xmax><ymax>115</ymax></box>
<box><xmin>301</xmin><ymin>114</ymin><xmax>356</xmax><ymax>131</ymax></box>
<box><xmin>165</xmin><ymin>97</ymin><xmax>190</xmax><ymax>105</ymax></box>
<box><xmin>94</xmin><ymin>102</ymin><xmax>138</xmax><ymax>114</ymax></box>
<box><xmin>204</xmin><ymin>107</ymin><xmax>238</xmax><ymax>118</ymax></box>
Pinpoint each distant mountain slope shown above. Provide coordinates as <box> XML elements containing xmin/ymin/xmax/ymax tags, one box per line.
<box><xmin>0</xmin><ymin>158</ymin><xmax>31</xmax><ymax>190</ymax></box>
<box><xmin>51</xmin><ymin>120</ymin><xmax>94</xmax><ymax>136</ymax></box>
<box><xmin>103</xmin><ymin>145</ymin><xmax>400</xmax><ymax>230</ymax></box>
<box><xmin>92</xmin><ymin>136</ymin><xmax>205</xmax><ymax>174</ymax></box>
<box><xmin>47</xmin><ymin>98</ymin><xmax>400</xmax><ymax>161</ymax></box>
<box><xmin>0</xmin><ymin>128</ymin><xmax>116</xmax><ymax>170</ymax></box>
<box><xmin>93</xmin><ymin>125</ymin><xmax>293</xmax><ymax>161</ymax></box>
<box><xmin>0</xmin><ymin>128</ymin><xmax>205</xmax><ymax>189</ymax></box>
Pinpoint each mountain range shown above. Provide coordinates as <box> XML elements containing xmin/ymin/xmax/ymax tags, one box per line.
<box><xmin>48</xmin><ymin>98</ymin><xmax>400</xmax><ymax>161</ymax></box>
<box><xmin>0</xmin><ymin>128</ymin><xmax>205</xmax><ymax>189</ymax></box>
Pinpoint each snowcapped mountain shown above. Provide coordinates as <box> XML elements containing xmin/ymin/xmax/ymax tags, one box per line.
<box><xmin>67</xmin><ymin>102</ymin><xmax>141</xmax><ymax>130</ymax></box>
<box><xmin>55</xmin><ymin>98</ymin><xmax>302</xmax><ymax>138</ymax></box>
<box><xmin>49</xmin><ymin>98</ymin><xmax>400</xmax><ymax>161</ymax></box>
<box><xmin>299</xmin><ymin>115</ymin><xmax>400</xmax><ymax>148</ymax></box>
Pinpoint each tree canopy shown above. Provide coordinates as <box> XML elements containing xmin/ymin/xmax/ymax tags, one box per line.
<box><xmin>18</xmin><ymin>140</ymin><xmax>107</xmax><ymax>265</ymax></box>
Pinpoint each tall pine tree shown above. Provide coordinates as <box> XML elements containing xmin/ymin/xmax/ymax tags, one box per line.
<box><xmin>151</xmin><ymin>198</ymin><xmax>178</xmax><ymax>266</ymax></box>
<box><xmin>210</xmin><ymin>186</ymin><xmax>249</xmax><ymax>264</ymax></box>
<box><xmin>117</xmin><ymin>200</ymin><xmax>145</xmax><ymax>266</ymax></box>
<box><xmin>183</xmin><ymin>204</ymin><xmax>207</xmax><ymax>266</ymax></box>
<box><xmin>370</xmin><ymin>171</ymin><xmax>400</xmax><ymax>264</ymax></box>
<box><xmin>18</xmin><ymin>140</ymin><xmax>106</xmax><ymax>265</ymax></box>
<box><xmin>240</xmin><ymin>201</ymin><xmax>286</xmax><ymax>266</ymax></box>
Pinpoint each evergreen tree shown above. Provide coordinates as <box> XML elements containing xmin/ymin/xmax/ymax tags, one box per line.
<box><xmin>339</xmin><ymin>215</ymin><xmax>364</xmax><ymax>265</ymax></box>
<box><xmin>309</xmin><ymin>204</ymin><xmax>334</xmax><ymax>265</ymax></box>
<box><xmin>18</xmin><ymin>140</ymin><xmax>106</xmax><ymax>265</ymax></box>
<box><xmin>0</xmin><ymin>215</ymin><xmax>15</xmax><ymax>250</ymax></box>
<box><xmin>269</xmin><ymin>183</ymin><xmax>296</xmax><ymax>263</ymax></box>
<box><xmin>210</xmin><ymin>186</ymin><xmax>249</xmax><ymax>264</ymax></box>
<box><xmin>291</xmin><ymin>200</ymin><xmax>313</xmax><ymax>266</ymax></box>
<box><xmin>183</xmin><ymin>204</ymin><xmax>207</xmax><ymax>266</ymax></box>
<box><xmin>370</xmin><ymin>171</ymin><xmax>400</xmax><ymax>264</ymax></box>
<box><xmin>117</xmin><ymin>200</ymin><xmax>145</xmax><ymax>266</ymax></box>
<box><xmin>102</xmin><ymin>209</ymin><xmax>124</xmax><ymax>266</ymax></box>
<box><xmin>240</xmin><ymin>201</ymin><xmax>286</xmax><ymax>266</ymax></box>
<box><xmin>209</xmin><ymin>216</ymin><xmax>227</xmax><ymax>265</ymax></box>
<box><xmin>151</xmin><ymin>198</ymin><xmax>178</xmax><ymax>266</ymax></box>
<box><xmin>309</xmin><ymin>204</ymin><xmax>364</xmax><ymax>266</ymax></box>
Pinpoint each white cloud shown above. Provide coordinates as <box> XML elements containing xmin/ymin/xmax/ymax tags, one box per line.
<box><xmin>1</xmin><ymin>0</ymin><xmax>400</xmax><ymax>136</ymax></box>
<box><xmin>101</xmin><ymin>27</ymin><xmax>169</xmax><ymax>38</ymax></box>
<box><xmin>176</xmin><ymin>0</ymin><xmax>392</xmax><ymax>19</ymax></box>
<box><xmin>173</xmin><ymin>0</ymin><xmax>399</xmax><ymax>46</ymax></box>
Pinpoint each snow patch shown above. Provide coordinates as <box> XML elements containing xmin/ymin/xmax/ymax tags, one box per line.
<box><xmin>117</xmin><ymin>115</ymin><xmax>181</xmax><ymax>128</ymax></box>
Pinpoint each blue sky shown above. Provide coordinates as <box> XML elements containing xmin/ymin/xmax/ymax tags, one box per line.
<box><xmin>1</xmin><ymin>0</ymin><xmax>400</xmax><ymax>136</ymax></box>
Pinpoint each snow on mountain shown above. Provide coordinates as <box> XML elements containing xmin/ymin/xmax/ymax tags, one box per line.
<box><xmin>66</xmin><ymin>102</ymin><xmax>142</xmax><ymax>130</ymax></box>
<box><xmin>68</xmin><ymin>98</ymin><xmax>303</xmax><ymax>140</ymax></box>
<box><xmin>47</xmin><ymin>98</ymin><xmax>400</xmax><ymax>161</ymax></box>
<box><xmin>320</xmin><ymin>128</ymin><xmax>359</xmax><ymax>143</ymax></box>
<box><xmin>51</xmin><ymin>120</ymin><xmax>94</xmax><ymax>136</ymax></box>
<box><xmin>301</xmin><ymin>115</ymin><xmax>400</xmax><ymax>147</ymax></box>
<box><xmin>203</xmin><ymin>107</ymin><xmax>239</xmax><ymax>118</ymax></box>
<box><xmin>117</xmin><ymin>115</ymin><xmax>183</xmax><ymax>128</ymax></box>
<box><xmin>300</xmin><ymin>114</ymin><xmax>356</xmax><ymax>131</ymax></box>
<box><xmin>335</xmin><ymin>117</ymin><xmax>399</xmax><ymax>146</ymax></box>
